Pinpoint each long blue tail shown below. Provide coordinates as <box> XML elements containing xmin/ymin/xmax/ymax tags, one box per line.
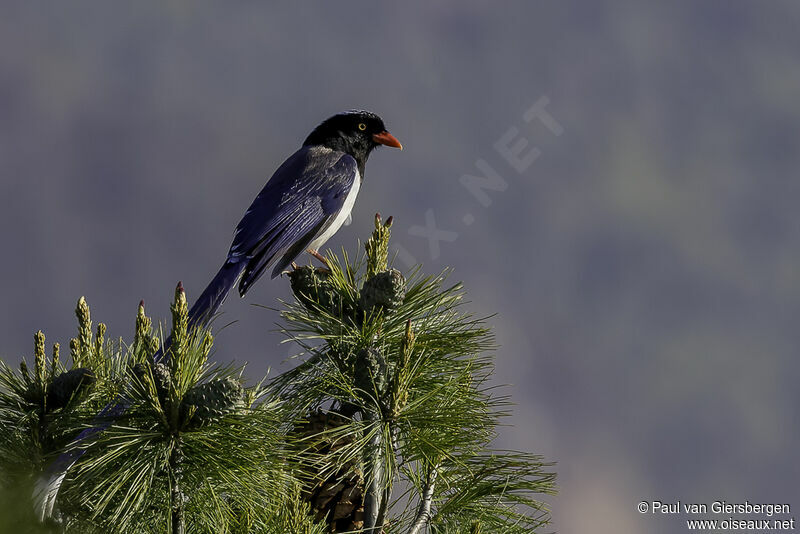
<box><xmin>185</xmin><ymin>261</ymin><xmax>243</xmax><ymax>332</ymax></box>
<box><xmin>34</xmin><ymin>262</ymin><xmax>243</xmax><ymax>519</ymax></box>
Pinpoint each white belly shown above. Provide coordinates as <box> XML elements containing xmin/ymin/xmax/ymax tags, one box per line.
<box><xmin>308</xmin><ymin>171</ymin><xmax>361</xmax><ymax>251</ymax></box>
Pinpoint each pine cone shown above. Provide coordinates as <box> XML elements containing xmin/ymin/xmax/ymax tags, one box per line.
<box><xmin>288</xmin><ymin>266</ymin><xmax>340</xmax><ymax>312</ymax></box>
<box><xmin>182</xmin><ymin>377</ymin><xmax>244</xmax><ymax>427</ymax></box>
<box><xmin>46</xmin><ymin>368</ymin><xmax>95</xmax><ymax>411</ymax></box>
<box><xmin>132</xmin><ymin>361</ymin><xmax>172</xmax><ymax>407</ymax></box>
<box><xmin>298</xmin><ymin>410</ymin><xmax>364</xmax><ymax>532</ymax></box>
<box><xmin>354</xmin><ymin>347</ymin><xmax>388</xmax><ymax>398</ymax></box>
<box><xmin>358</xmin><ymin>269</ymin><xmax>406</xmax><ymax>314</ymax></box>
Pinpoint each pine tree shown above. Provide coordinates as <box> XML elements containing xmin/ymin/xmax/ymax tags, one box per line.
<box><xmin>0</xmin><ymin>214</ymin><xmax>555</xmax><ymax>533</ymax></box>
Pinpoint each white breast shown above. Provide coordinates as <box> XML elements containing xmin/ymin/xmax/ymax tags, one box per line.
<box><xmin>308</xmin><ymin>170</ymin><xmax>361</xmax><ymax>252</ymax></box>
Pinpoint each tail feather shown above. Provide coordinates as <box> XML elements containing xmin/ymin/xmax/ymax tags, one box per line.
<box><xmin>187</xmin><ymin>261</ymin><xmax>243</xmax><ymax>330</ymax></box>
<box><xmin>34</xmin><ymin>468</ymin><xmax>66</xmax><ymax>521</ymax></box>
<box><xmin>34</xmin><ymin>399</ymin><xmax>131</xmax><ymax>520</ymax></box>
<box><xmin>34</xmin><ymin>262</ymin><xmax>243</xmax><ymax>519</ymax></box>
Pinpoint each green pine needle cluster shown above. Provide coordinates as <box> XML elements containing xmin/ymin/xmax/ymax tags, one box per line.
<box><xmin>0</xmin><ymin>213</ymin><xmax>555</xmax><ymax>533</ymax></box>
<box><xmin>58</xmin><ymin>287</ymin><xmax>292</xmax><ymax>534</ymax></box>
<box><xmin>0</xmin><ymin>328</ymin><xmax>95</xmax><ymax>482</ymax></box>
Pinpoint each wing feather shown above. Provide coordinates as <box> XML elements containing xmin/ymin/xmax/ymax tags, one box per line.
<box><xmin>230</xmin><ymin>146</ymin><xmax>357</xmax><ymax>295</ymax></box>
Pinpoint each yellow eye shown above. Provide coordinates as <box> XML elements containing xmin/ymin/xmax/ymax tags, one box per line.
<box><xmin>358</xmin><ymin>123</ymin><xmax>367</xmax><ymax>131</ymax></box>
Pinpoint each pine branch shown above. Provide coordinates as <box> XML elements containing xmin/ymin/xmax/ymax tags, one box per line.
<box><xmin>268</xmin><ymin>218</ymin><xmax>555</xmax><ymax>532</ymax></box>
<box><xmin>362</xmin><ymin>411</ymin><xmax>384</xmax><ymax>533</ymax></box>
<box><xmin>408</xmin><ymin>463</ymin><xmax>439</xmax><ymax>534</ymax></box>
<box><xmin>169</xmin><ymin>441</ymin><xmax>185</xmax><ymax>534</ymax></box>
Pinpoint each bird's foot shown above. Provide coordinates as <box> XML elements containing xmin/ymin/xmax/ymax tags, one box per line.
<box><xmin>281</xmin><ymin>262</ymin><xmax>301</xmax><ymax>277</ymax></box>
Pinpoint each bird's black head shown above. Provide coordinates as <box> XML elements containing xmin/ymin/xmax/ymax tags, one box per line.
<box><xmin>303</xmin><ymin>110</ymin><xmax>402</xmax><ymax>172</ymax></box>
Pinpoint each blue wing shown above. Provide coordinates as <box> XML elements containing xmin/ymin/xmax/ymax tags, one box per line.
<box><xmin>229</xmin><ymin>145</ymin><xmax>357</xmax><ymax>294</ymax></box>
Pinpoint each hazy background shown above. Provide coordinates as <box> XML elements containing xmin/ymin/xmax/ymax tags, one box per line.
<box><xmin>2</xmin><ymin>2</ymin><xmax>799</xmax><ymax>531</ymax></box>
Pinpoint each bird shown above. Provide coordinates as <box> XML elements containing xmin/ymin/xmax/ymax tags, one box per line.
<box><xmin>186</xmin><ymin>109</ymin><xmax>402</xmax><ymax>328</ymax></box>
<box><xmin>34</xmin><ymin>110</ymin><xmax>403</xmax><ymax>518</ymax></box>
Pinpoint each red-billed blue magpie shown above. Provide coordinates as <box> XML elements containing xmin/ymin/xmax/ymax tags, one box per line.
<box><xmin>188</xmin><ymin>109</ymin><xmax>402</xmax><ymax>328</ymax></box>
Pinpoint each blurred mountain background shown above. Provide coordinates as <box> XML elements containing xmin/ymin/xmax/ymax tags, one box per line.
<box><xmin>1</xmin><ymin>2</ymin><xmax>799</xmax><ymax>532</ymax></box>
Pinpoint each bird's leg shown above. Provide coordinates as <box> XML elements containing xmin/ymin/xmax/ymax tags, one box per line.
<box><xmin>306</xmin><ymin>248</ymin><xmax>330</xmax><ymax>269</ymax></box>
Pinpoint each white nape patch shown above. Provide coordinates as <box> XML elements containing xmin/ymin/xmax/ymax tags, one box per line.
<box><xmin>308</xmin><ymin>169</ymin><xmax>361</xmax><ymax>251</ymax></box>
